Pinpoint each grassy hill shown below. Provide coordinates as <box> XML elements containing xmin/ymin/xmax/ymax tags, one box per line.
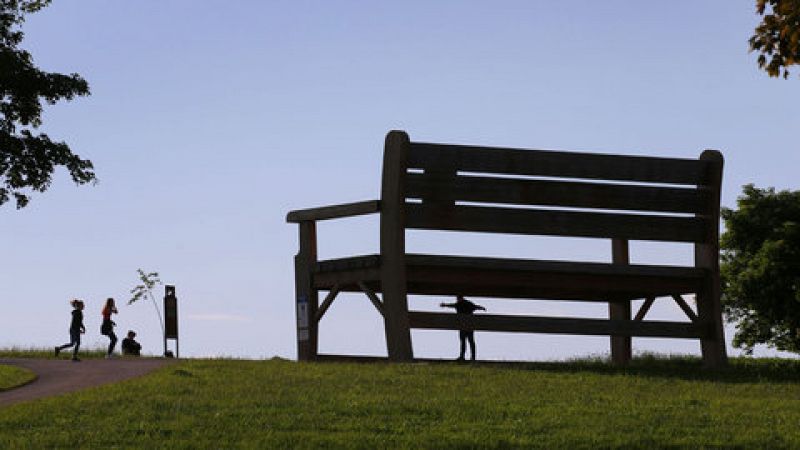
<box><xmin>1</xmin><ymin>356</ymin><xmax>799</xmax><ymax>448</ymax></box>
<box><xmin>0</xmin><ymin>365</ymin><xmax>35</xmax><ymax>391</ymax></box>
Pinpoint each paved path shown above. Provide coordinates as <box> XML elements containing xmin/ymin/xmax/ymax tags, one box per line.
<box><xmin>0</xmin><ymin>358</ymin><xmax>174</xmax><ymax>407</ymax></box>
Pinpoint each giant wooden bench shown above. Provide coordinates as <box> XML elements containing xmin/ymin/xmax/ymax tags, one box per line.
<box><xmin>287</xmin><ymin>130</ymin><xmax>727</xmax><ymax>367</ymax></box>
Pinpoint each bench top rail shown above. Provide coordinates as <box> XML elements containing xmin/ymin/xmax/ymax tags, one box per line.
<box><xmin>408</xmin><ymin>142</ymin><xmax>716</xmax><ymax>186</ymax></box>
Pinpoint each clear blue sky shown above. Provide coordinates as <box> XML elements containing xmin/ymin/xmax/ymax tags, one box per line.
<box><xmin>2</xmin><ymin>1</ymin><xmax>798</xmax><ymax>360</ymax></box>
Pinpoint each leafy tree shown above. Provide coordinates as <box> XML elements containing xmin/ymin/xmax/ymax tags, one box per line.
<box><xmin>720</xmin><ymin>184</ymin><xmax>800</xmax><ymax>354</ymax></box>
<box><xmin>1</xmin><ymin>0</ymin><xmax>94</xmax><ymax>209</ymax></box>
<box><xmin>750</xmin><ymin>0</ymin><xmax>800</xmax><ymax>78</ymax></box>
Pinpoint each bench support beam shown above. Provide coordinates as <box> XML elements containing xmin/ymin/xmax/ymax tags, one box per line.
<box><xmin>294</xmin><ymin>221</ymin><xmax>318</xmax><ymax>361</ymax></box>
<box><xmin>609</xmin><ymin>239</ymin><xmax>632</xmax><ymax>365</ymax></box>
<box><xmin>634</xmin><ymin>297</ymin><xmax>656</xmax><ymax>321</ymax></box>
<box><xmin>672</xmin><ymin>294</ymin><xmax>699</xmax><ymax>323</ymax></box>
<box><xmin>358</xmin><ymin>282</ymin><xmax>385</xmax><ymax>317</ymax></box>
<box><xmin>381</xmin><ymin>131</ymin><xmax>414</xmax><ymax>361</ymax></box>
<box><xmin>315</xmin><ymin>285</ymin><xmax>340</xmax><ymax>323</ymax></box>
<box><xmin>695</xmin><ymin>150</ymin><xmax>728</xmax><ymax>368</ymax></box>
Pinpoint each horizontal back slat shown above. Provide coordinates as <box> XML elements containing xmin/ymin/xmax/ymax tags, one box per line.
<box><xmin>407</xmin><ymin>312</ymin><xmax>705</xmax><ymax>338</ymax></box>
<box><xmin>409</xmin><ymin>143</ymin><xmax>709</xmax><ymax>185</ymax></box>
<box><xmin>406</xmin><ymin>204</ymin><xmax>708</xmax><ymax>242</ymax></box>
<box><xmin>406</xmin><ymin>173</ymin><xmax>709</xmax><ymax>214</ymax></box>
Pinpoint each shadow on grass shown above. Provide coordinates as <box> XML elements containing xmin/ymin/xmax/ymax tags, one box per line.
<box><xmin>493</xmin><ymin>354</ymin><xmax>800</xmax><ymax>384</ymax></box>
<box><xmin>315</xmin><ymin>353</ymin><xmax>800</xmax><ymax>384</ymax></box>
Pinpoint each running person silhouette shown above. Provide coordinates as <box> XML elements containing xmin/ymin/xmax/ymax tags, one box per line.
<box><xmin>440</xmin><ymin>295</ymin><xmax>486</xmax><ymax>361</ymax></box>
<box><xmin>55</xmin><ymin>299</ymin><xmax>85</xmax><ymax>362</ymax></box>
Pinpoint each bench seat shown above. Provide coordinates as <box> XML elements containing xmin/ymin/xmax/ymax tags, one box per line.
<box><xmin>314</xmin><ymin>253</ymin><xmax>705</xmax><ymax>301</ymax></box>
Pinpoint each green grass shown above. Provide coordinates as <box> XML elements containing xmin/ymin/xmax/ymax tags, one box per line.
<box><xmin>0</xmin><ymin>365</ymin><xmax>35</xmax><ymax>391</ymax></box>
<box><xmin>1</xmin><ymin>356</ymin><xmax>799</xmax><ymax>448</ymax></box>
<box><xmin>0</xmin><ymin>346</ymin><xmax>142</xmax><ymax>360</ymax></box>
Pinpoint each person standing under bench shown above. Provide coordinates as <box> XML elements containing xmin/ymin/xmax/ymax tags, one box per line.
<box><xmin>440</xmin><ymin>295</ymin><xmax>486</xmax><ymax>361</ymax></box>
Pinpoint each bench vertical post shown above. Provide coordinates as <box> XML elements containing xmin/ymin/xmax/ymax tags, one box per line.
<box><xmin>294</xmin><ymin>221</ymin><xmax>318</xmax><ymax>361</ymax></box>
<box><xmin>609</xmin><ymin>238</ymin><xmax>632</xmax><ymax>365</ymax></box>
<box><xmin>380</xmin><ymin>131</ymin><xmax>413</xmax><ymax>361</ymax></box>
<box><xmin>695</xmin><ymin>150</ymin><xmax>727</xmax><ymax>368</ymax></box>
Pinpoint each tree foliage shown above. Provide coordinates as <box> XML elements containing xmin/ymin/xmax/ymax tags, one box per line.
<box><xmin>1</xmin><ymin>0</ymin><xmax>94</xmax><ymax>208</ymax></box>
<box><xmin>720</xmin><ymin>184</ymin><xmax>800</xmax><ymax>354</ymax></box>
<box><xmin>129</xmin><ymin>269</ymin><xmax>165</xmax><ymax>335</ymax></box>
<box><xmin>750</xmin><ymin>0</ymin><xmax>800</xmax><ymax>78</ymax></box>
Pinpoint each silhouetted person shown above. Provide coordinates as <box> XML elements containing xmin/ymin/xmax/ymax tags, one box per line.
<box><xmin>440</xmin><ymin>295</ymin><xmax>486</xmax><ymax>361</ymax></box>
<box><xmin>55</xmin><ymin>299</ymin><xmax>85</xmax><ymax>362</ymax></box>
<box><xmin>101</xmin><ymin>297</ymin><xmax>118</xmax><ymax>358</ymax></box>
<box><xmin>121</xmin><ymin>330</ymin><xmax>141</xmax><ymax>356</ymax></box>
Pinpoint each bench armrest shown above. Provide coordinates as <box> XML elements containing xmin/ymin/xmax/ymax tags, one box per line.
<box><xmin>286</xmin><ymin>200</ymin><xmax>380</xmax><ymax>223</ymax></box>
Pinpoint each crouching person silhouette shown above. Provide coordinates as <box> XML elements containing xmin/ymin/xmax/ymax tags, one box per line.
<box><xmin>121</xmin><ymin>330</ymin><xmax>141</xmax><ymax>356</ymax></box>
<box><xmin>440</xmin><ymin>295</ymin><xmax>486</xmax><ymax>361</ymax></box>
<box><xmin>55</xmin><ymin>299</ymin><xmax>85</xmax><ymax>362</ymax></box>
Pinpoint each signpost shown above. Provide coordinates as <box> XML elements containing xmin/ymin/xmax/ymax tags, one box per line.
<box><xmin>164</xmin><ymin>285</ymin><xmax>179</xmax><ymax>357</ymax></box>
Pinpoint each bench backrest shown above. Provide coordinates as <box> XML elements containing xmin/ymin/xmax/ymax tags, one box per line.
<box><xmin>381</xmin><ymin>131</ymin><xmax>723</xmax><ymax>246</ymax></box>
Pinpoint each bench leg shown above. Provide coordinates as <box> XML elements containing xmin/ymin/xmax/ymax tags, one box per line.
<box><xmin>609</xmin><ymin>300</ymin><xmax>632</xmax><ymax>365</ymax></box>
<box><xmin>294</xmin><ymin>222</ymin><xmax>318</xmax><ymax>361</ymax></box>
<box><xmin>382</xmin><ymin>288</ymin><xmax>413</xmax><ymax>361</ymax></box>
<box><xmin>380</xmin><ymin>131</ymin><xmax>414</xmax><ymax>362</ymax></box>
<box><xmin>294</xmin><ymin>267</ymin><xmax>318</xmax><ymax>361</ymax></box>
<box><xmin>697</xmin><ymin>282</ymin><xmax>727</xmax><ymax>368</ymax></box>
<box><xmin>609</xmin><ymin>239</ymin><xmax>632</xmax><ymax>365</ymax></box>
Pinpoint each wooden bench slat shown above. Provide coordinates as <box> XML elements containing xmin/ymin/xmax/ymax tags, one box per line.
<box><xmin>314</xmin><ymin>269</ymin><xmax>382</xmax><ymax>289</ymax></box>
<box><xmin>314</xmin><ymin>254</ymin><xmax>704</xmax><ymax>278</ymax></box>
<box><xmin>409</xmin><ymin>143</ymin><xmax>709</xmax><ymax>185</ymax></box>
<box><xmin>286</xmin><ymin>200</ymin><xmax>380</xmax><ymax>223</ymax></box>
<box><xmin>406</xmin><ymin>204</ymin><xmax>707</xmax><ymax>242</ymax></box>
<box><xmin>408</xmin><ymin>312</ymin><xmax>706</xmax><ymax>338</ymax></box>
<box><xmin>405</xmin><ymin>269</ymin><xmax>699</xmax><ymax>300</ymax></box>
<box><xmin>405</xmin><ymin>254</ymin><xmax>704</xmax><ymax>277</ymax></box>
<box><xmin>312</xmin><ymin>254</ymin><xmax>703</xmax><ymax>300</ymax></box>
<box><xmin>315</xmin><ymin>255</ymin><xmax>381</xmax><ymax>273</ymax></box>
<box><xmin>403</xmin><ymin>283</ymin><xmax>644</xmax><ymax>301</ymax></box>
<box><xmin>326</xmin><ymin>281</ymin><xmax>689</xmax><ymax>301</ymax></box>
<box><xmin>406</xmin><ymin>173</ymin><xmax>708</xmax><ymax>214</ymax></box>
